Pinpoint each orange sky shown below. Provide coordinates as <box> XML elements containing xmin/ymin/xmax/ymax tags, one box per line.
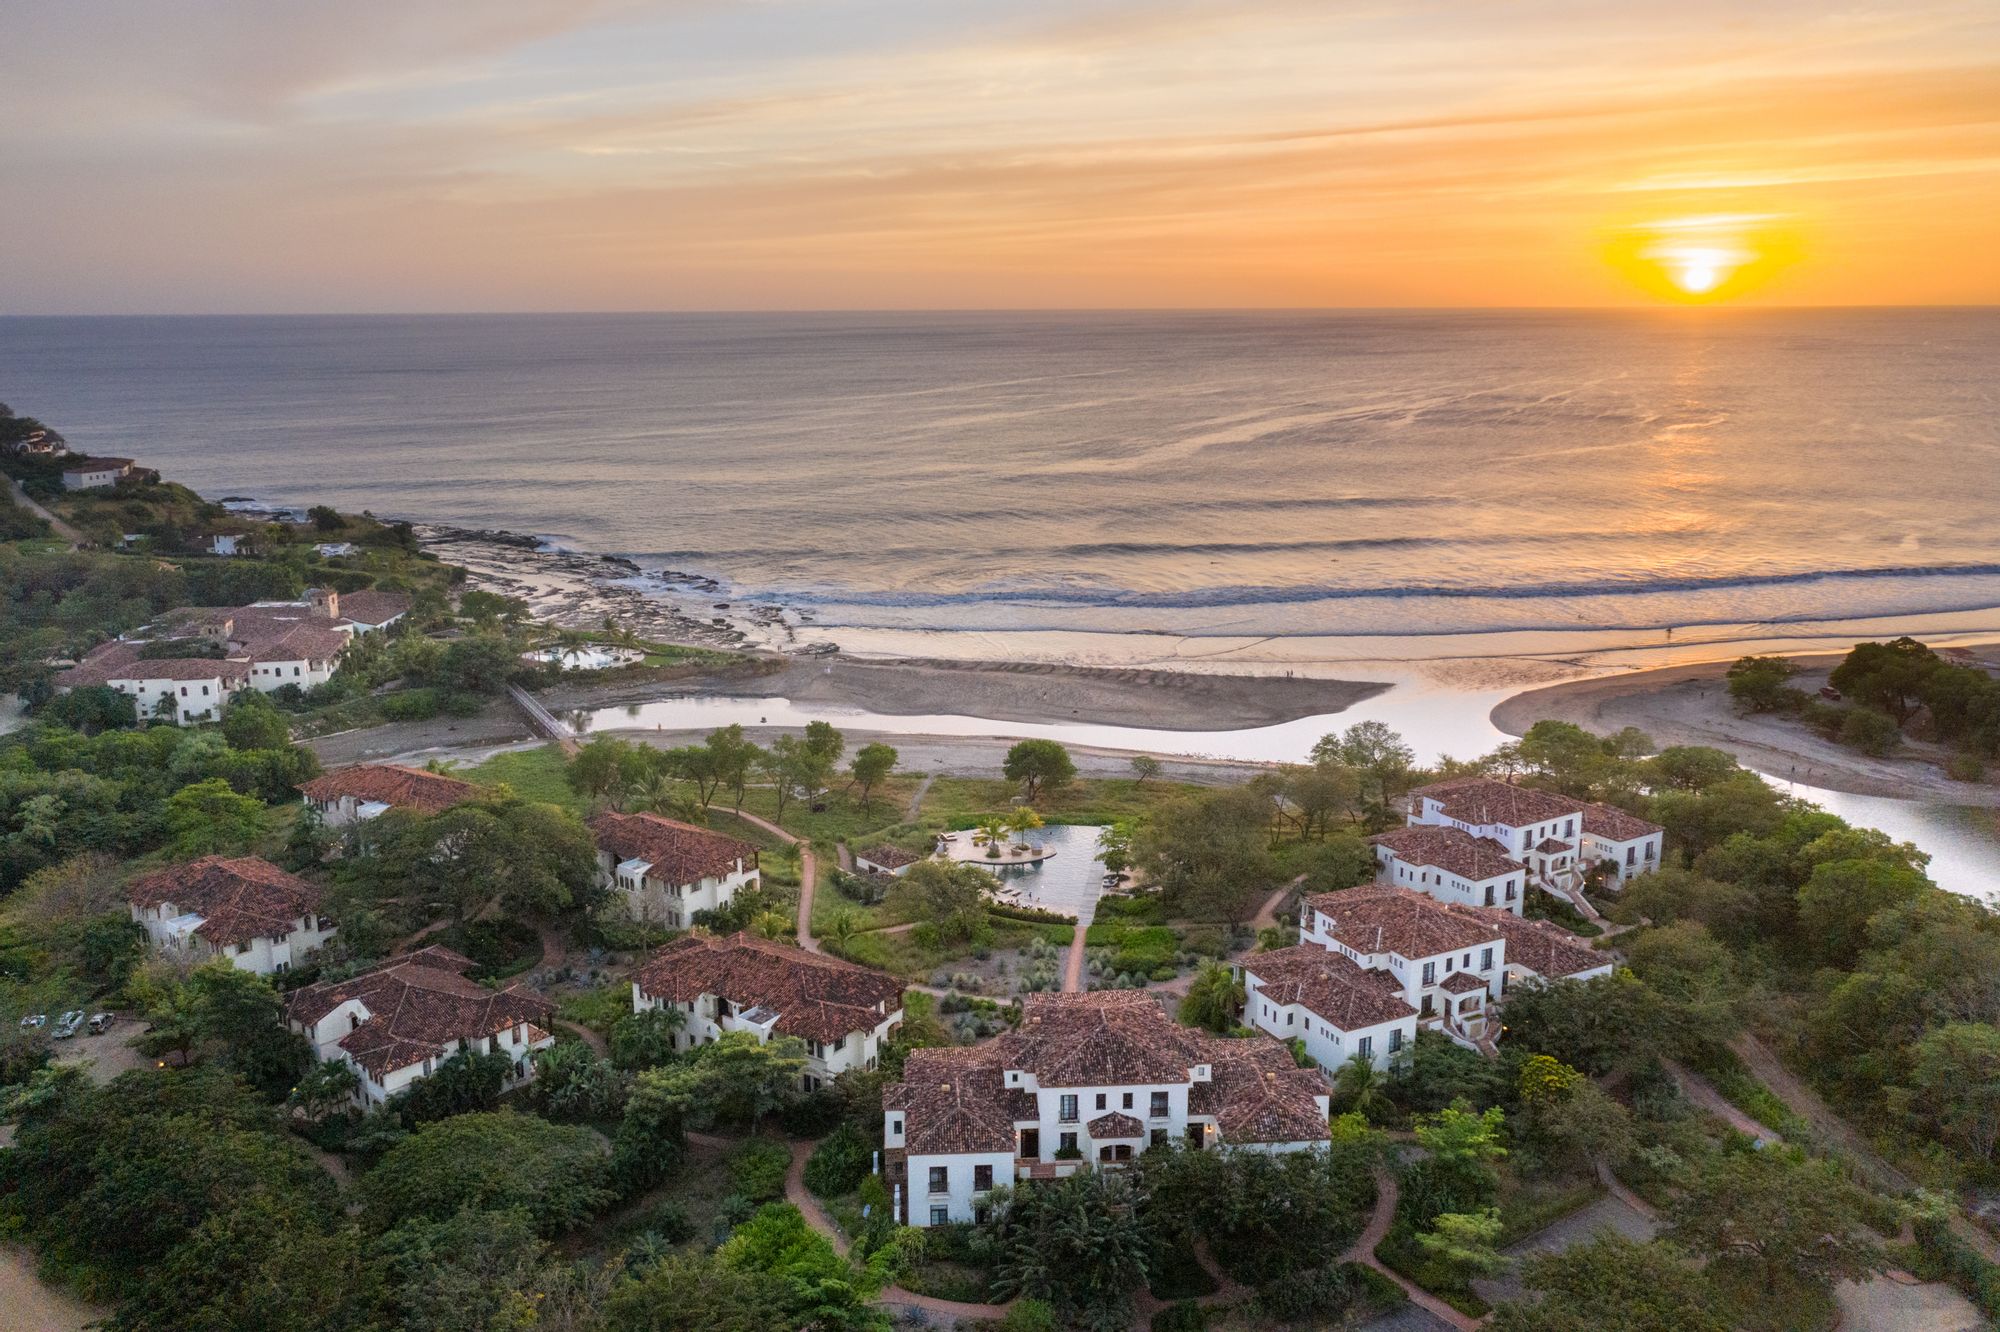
<box><xmin>3</xmin><ymin>0</ymin><xmax>1997</xmax><ymax>312</ymax></box>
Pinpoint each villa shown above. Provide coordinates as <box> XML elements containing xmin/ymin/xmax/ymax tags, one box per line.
<box><xmin>883</xmin><ymin>990</ymin><xmax>1330</xmax><ymax>1227</ymax></box>
<box><xmin>1266</xmin><ymin>885</ymin><xmax>1613</xmax><ymax>1061</ymax></box>
<box><xmin>55</xmin><ymin>649</ymin><xmax>250</xmax><ymax>722</ymax></box>
<box><xmin>588</xmin><ymin>811</ymin><xmax>760</xmax><ymax>928</ymax></box>
<box><xmin>630</xmin><ymin>932</ymin><xmax>905</xmax><ymax>1091</ymax></box>
<box><xmin>1397</xmin><ymin>777</ymin><xmax>1664</xmax><ymax>903</ymax></box>
<box><xmin>333</xmin><ymin>589</ymin><xmax>413</xmax><ymax>633</ymax></box>
<box><xmin>299</xmin><ymin>762</ymin><xmax>480</xmax><ymax>828</ymax></box>
<box><xmin>60</xmin><ymin>456</ymin><xmax>135</xmax><ymax>489</ymax></box>
<box><xmin>285</xmin><ymin>946</ymin><xmax>554</xmax><ymax>1106</ymax></box>
<box><xmin>855</xmin><ymin>844</ymin><xmax>925</xmax><ymax>876</ymax></box>
<box><xmin>126</xmin><ymin>855</ymin><xmax>334</xmax><ymax>976</ymax></box>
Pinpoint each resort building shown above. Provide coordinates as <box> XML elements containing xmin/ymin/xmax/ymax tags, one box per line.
<box><xmin>630</xmin><ymin>932</ymin><xmax>904</xmax><ymax>1090</ymax></box>
<box><xmin>10</xmin><ymin>429</ymin><xmax>65</xmax><ymax>457</ymax></box>
<box><xmin>285</xmin><ymin>946</ymin><xmax>554</xmax><ymax>1106</ymax></box>
<box><xmin>126</xmin><ymin>855</ymin><xmax>334</xmax><ymax>976</ymax></box>
<box><xmin>883</xmin><ymin>990</ymin><xmax>1330</xmax><ymax>1227</ymax></box>
<box><xmin>1280</xmin><ymin>885</ymin><xmax>1612</xmax><ymax>1059</ymax></box>
<box><xmin>334</xmin><ymin>589</ymin><xmax>413</xmax><ymax>633</ymax></box>
<box><xmin>60</xmin><ymin>456</ymin><xmax>135</xmax><ymax>489</ymax></box>
<box><xmin>204</xmin><ymin>534</ymin><xmax>246</xmax><ymax>557</ymax></box>
<box><xmin>855</xmin><ymin>845</ymin><xmax>925</xmax><ymax>877</ymax></box>
<box><xmin>1368</xmin><ymin>824</ymin><xmax>1528</xmax><ymax>915</ymax></box>
<box><xmin>588</xmin><ymin>811</ymin><xmax>759</xmax><ymax>928</ymax></box>
<box><xmin>1405</xmin><ymin>777</ymin><xmax>1664</xmax><ymax>895</ymax></box>
<box><xmin>55</xmin><ymin>648</ymin><xmax>249</xmax><ymax>722</ymax></box>
<box><xmin>299</xmin><ymin>763</ymin><xmax>480</xmax><ymax>828</ymax></box>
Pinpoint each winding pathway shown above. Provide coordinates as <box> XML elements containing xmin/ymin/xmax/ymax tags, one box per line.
<box><xmin>1341</xmin><ymin>1167</ymin><xmax>1484</xmax><ymax>1332</ymax></box>
<box><xmin>6</xmin><ymin>476</ymin><xmax>83</xmax><ymax>546</ymax></box>
<box><xmin>729</xmin><ymin>808</ymin><xmax>823</xmax><ymax>953</ymax></box>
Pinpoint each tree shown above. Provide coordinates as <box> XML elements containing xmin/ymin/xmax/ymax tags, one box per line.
<box><xmin>1620</xmin><ymin>920</ymin><xmax>1745</xmax><ymax>1036</ymax></box>
<box><xmin>847</xmin><ymin>742</ymin><xmax>897</xmax><ymax>810</ymax></box>
<box><xmin>1332</xmin><ymin>1052</ymin><xmax>1395</xmax><ymax>1124</ymax></box>
<box><xmin>1291</xmin><ymin>832</ymin><xmax>1376</xmax><ymax>894</ymax></box>
<box><xmin>1275</xmin><ymin>762</ymin><xmax>1359</xmax><ymax>841</ymax></box>
<box><xmin>601</xmin><ymin>1251</ymin><xmax>795</xmax><ymax>1332</ymax></box>
<box><xmin>376</xmin><ymin>799</ymin><xmax>597</xmax><ymax>924</ymax></box>
<box><xmin>308</xmin><ymin>505</ymin><xmax>344</xmax><ymax>532</ymax></box>
<box><xmin>1130</xmin><ymin>784</ymin><xmax>1274</xmax><ymax>921</ymax></box>
<box><xmin>823</xmin><ymin>907</ymin><xmax>863</xmax><ymax>954</ymax></box>
<box><xmin>288</xmin><ymin>1059</ymin><xmax>362</xmax><ymax>1122</ymax></box>
<box><xmin>1830</xmin><ymin>636</ymin><xmax>1937</xmax><ymax>723</ymax></box>
<box><xmin>1839</xmin><ymin>706</ymin><xmax>1903</xmax><ymax>757</ymax></box>
<box><xmin>369</xmin><ymin>1205</ymin><xmax>548</xmax><ymax>1332</ymax></box>
<box><xmin>1796</xmin><ymin>857</ymin><xmax>1928</xmax><ymax>968</ymax></box>
<box><xmin>704</xmin><ymin>724</ymin><xmax>761</xmax><ymax>811</ymax></box>
<box><xmin>993</xmin><ymin>1170</ymin><xmax>1154</xmax><ymax>1329</ymax></box>
<box><xmin>1311</xmin><ymin>722</ymin><xmax>1413</xmax><ymax>821</ymax></box>
<box><xmin>1904</xmin><ymin>1022</ymin><xmax>2000</xmax><ymax>1165</ymax></box>
<box><xmin>1490</xmin><ymin>1233</ymin><xmax>1730</xmax><ymax>1332</ymax></box>
<box><xmin>1726</xmin><ymin>656</ymin><xmax>1800</xmax><ymax>713</ymax></box>
<box><xmin>610</xmin><ymin>1006</ymin><xmax>686</xmax><ymax>1071</ymax></box>
<box><xmin>1515</xmin><ymin>720</ymin><xmax>1610</xmax><ymax>797</ymax></box>
<box><xmin>1501</xmin><ymin>972</ymin><xmax>1678</xmax><ymax>1076</ymax></box>
<box><xmin>220</xmin><ymin>691</ymin><xmax>294</xmax><ymax>750</ymax></box>
<box><xmin>1003</xmin><ymin>739</ymin><xmax>1076</xmax><ymax>800</ymax></box>
<box><xmin>1414</xmin><ymin>1208</ymin><xmax>1505</xmax><ymax>1277</ymax></box>
<box><xmin>431</xmin><ymin>635</ymin><xmax>518</xmax><ymax>696</ymax></box>
<box><xmin>1130</xmin><ymin>754</ymin><xmax>1163</xmax><ymax>784</ymax></box>
<box><xmin>1515</xmin><ymin>1054</ymin><xmax>1630</xmax><ymax>1173</ymax></box>
<box><xmin>633</xmin><ymin>1030</ymin><xmax>806</xmax><ymax>1131</ymax></box>
<box><xmin>1095</xmin><ymin>822</ymin><xmax>1132</xmax><ymax>874</ymax></box>
<box><xmin>392</xmin><ymin>1049</ymin><xmax>513</xmax><ymax>1125</ymax></box>
<box><xmin>189</xmin><ymin>960</ymin><xmax>309</xmax><ymax>1097</ymax></box>
<box><xmin>613</xmin><ymin>1064</ymin><xmax>690</xmax><ymax>1192</ymax></box>
<box><xmin>717</xmin><ymin>1203</ymin><xmax>883</xmax><ymax>1330</ymax></box>
<box><xmin>893</xmin><ymin>859</ymin><xmax>992</xmax><ymax>946</ymax></box>
<box><xmin>1006</xmin><ymin>805</ymin><xmax>1045</xmax><ymax>845</ymax></box>
<box><xmin>1177</xmin><ymin>961</ymin><xmax>1244</xmax><ymax>1033</ymax></box>
<box><xmin>164</xmin><ymin>777</ymin><xmax>268</xmax><ymax>855</ymax></box>
<box><xmin>532</xmin><ymin>1041</ymin><xmax>626</xmax><ymax>1122</ymax></box>
<box><xmin>569</xmin><ymin>735</ymin><xmax>637</xmax><ymax>802</ymax></box>
<box><xmin>1644</xmin><ymin>745</ymin><xmax>1740</xmax><ymax>793</ymax></box>
<box><xmin>1666</xmin><ymin>1150</ymin><xmax>1881</xmax><ymax>1296</ymax></box>
<box><xmin>362</xmin><ymin>1111</ymin><xmax>615</xmax><ymax>1235</ymax></box>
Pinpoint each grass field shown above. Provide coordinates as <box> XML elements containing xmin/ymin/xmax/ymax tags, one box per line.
<box><xmin>461</xmin><ymin>743</ymin><xmax>582</xmax><ymax>810</ymax></box>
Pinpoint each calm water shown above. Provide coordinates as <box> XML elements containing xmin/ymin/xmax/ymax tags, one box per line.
<box><xmin>3</xmin><ymin>309</ymin><xmax>1997</xmax><ymax>641</ymax></box>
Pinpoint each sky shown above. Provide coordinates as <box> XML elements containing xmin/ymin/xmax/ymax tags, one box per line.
<box><xmin>3</xmin><ymin>0</ymin><xmax>1997</xmax><ymax>312</ymax></box>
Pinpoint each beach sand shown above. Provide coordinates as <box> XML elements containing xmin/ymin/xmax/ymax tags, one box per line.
<box><xmin>1491</xmin><ymin>650</ymin><xmax>2000</xmax><ymax>806</ymax></box>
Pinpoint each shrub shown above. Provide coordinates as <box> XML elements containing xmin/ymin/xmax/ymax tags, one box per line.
<box><xmin>379</xmin><ymin>687</ymin><xmax>442</xmax><ymax>721</ymax></box>
<box><xmin>1838</xmin><ymin>706</ymin><xmax>1902</xmax><ymax>756</ymax></box>
<box><xmin>805</xmin><ymin>1121</ymin><xmax>875</xmax><ymax>1198</ymax></box>
<box><xmin>730</xmin><ymin>1138</ymin><xmax>793</xmax><ymax>1202</ymax></box>
<box><xmin>1947</xmin><ymin>752</ymin><xmax>1986</xmax><ymax>783</ymax></box>
<box><xmin>1149</xmin><ymin>1302</ymin><xmax>1208</xmax><ymax>1332</ymax></box>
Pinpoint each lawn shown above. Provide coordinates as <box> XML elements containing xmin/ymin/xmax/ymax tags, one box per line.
<box><xmin>833</xmin><ymin>913</ymin><xmax>1071</xmax><ymax>980</ymax></box>
<box><xmin>461</xmin><ymin>743</ymin><xmax>583</xmax><ymax>810</ymax></box>
<box><xmin>918</xmin><ymin>775</ymin><xmax>1204</xmax><ymax>828</ymax></box>
<box><xmin>731</xmin><ymin>778</ymin><xmax>923</xmax><ymax>848</ymax></box>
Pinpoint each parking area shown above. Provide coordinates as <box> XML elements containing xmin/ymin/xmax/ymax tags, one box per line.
<box><xmin>49</xmin><ymin>1014</ymin><xmax>152</xmax><ymax>1085</ymax></box>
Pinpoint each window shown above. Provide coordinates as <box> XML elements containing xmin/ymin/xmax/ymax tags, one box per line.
<box><xmin>930</xmin><ymin>1206</ymin><xmax>949</xmax><ymax>1226</ymax></box>
<box><xmin>973</xmin><ymin>1164</ymin><xmax>993</xmax><ymax>1191</ymax></box>
<box><xmin>180</xmin><ymin>686</ymin><xmax>188</xmax><ymax>697</ymax></box>
<box><xmin>1151</xmin><ymin>1128</ymin><xmax>1169</xmax><ymax>1148</ymax></box>
<box><xmin>889</xmin><ymin>1116</ymin><xmax>902</xmax><ymax>1136</ymax></box>
<box><xmin>1422</xmin><ymin>961</ymin><xmax>1436</xmax><ymax>985</ymax></box>
<box><xmin>1358</xmin><ymin>1036</ymin><xmax>1373</xmax><ymax>1061</ymax></box>
<box><xmin>1122</xmin><ymin>1092</ymin><xmax>1134</xmax><ymax>1110</ymax></box>
<box><xmin>1388</xmin><ymin>1029</ymin><xmax>1404</xmax><ymax>1053</ymax></box>
<box><xmin>1150</xmin><ymin>1091</ymin><xmax>1169</xmax><ymax>1119</ymax></box>
<box><xmin>1058</xmin><ymin>1094</ymin><xmax>1078</xmax><ymax>1123</ymax></box>
<box><xmin>928</xmin><ymin>1166</ymin><xmax>948</xmax><ymax>1195</ymax></box>
<box><xmin>1480</xmin><ymin>947</ymin><xmax>1493</xmax><ymax>971</ymax></box>
<box><xmin>1626</xmin><ymin>846</ymin><xmax>1636</xmax><ymax>866</ymax></box>
<box><xmin>1058</xmin><ymin>1131</ymin><xmax>1078</xmax><ymax>1155</ymax></box>
<box><xmin>1095</xmin><ymin>1093</ymin><xmax>1106</xmax><ymax>1110</ymax></box>
<box><xmin>1566</xmin><ymin>819</ymin><xmax>1575</xmax><ymax>837</ymax></box>
<box><xmin>1645</xmin><ymin>842</ymin><xmax>1656</xmax><ymax>862</ymax></box>
<box><xmin>1462</xmin><ymin>954</ymin><xmax>1471</xmax><ymax>969</ymax></box>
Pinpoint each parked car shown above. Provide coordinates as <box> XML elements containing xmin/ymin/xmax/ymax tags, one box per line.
<box><xmin>87</xmin><ymin>1012</ymin><xmax>115</xmax><ymax>1035</ymax></box>
<box><xmin>18</xmin><ymin>1013</ymin><xmax>46</xmax><ymax>1030</ymax></box>
<box><xmin>53</xmin><ymin>1010</ymin><xmax>86</xmax><ymax>1039</ymax></box>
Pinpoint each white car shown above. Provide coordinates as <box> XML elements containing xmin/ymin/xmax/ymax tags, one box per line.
<box><xmin>52</xmin><ymin>1010</ymin><xmax>86</xmax><ymax>1040</ymax></box>
<box><xmin>18</xmin><ymin>1014</ymin><xmax>46</xmax><ymax>1030</ymax></box>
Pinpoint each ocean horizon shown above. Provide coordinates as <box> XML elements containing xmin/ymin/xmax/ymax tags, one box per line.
<box><xmin>6</xmin><ymin>307</ymin><xmax>1997</xmax><ymax>646</ymax></box>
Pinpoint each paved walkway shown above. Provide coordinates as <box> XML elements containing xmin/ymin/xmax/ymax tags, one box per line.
<box><xmin>730</xmin><ymin>809</ymin><xmax>823</xmax><ymax>952</ymax></box>
<box><xmin>5</xmin><ymin>476</ymin><xmax>83</xmax><ymax>546</ymax></box>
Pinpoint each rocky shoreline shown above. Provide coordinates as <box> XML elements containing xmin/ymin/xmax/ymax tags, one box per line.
<box><xmin>413</xmin><ymin>523</ymin><xmax>835</xmax><ymax>656</ymax></box>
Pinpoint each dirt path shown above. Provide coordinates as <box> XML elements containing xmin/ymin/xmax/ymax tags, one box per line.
<box><xmin>905</xmin><ymin>773</ymin><xmax>937</xmax><ymax>821</ymax></box>
<box><xmin>1663</xmin><ymin>1057</ymin><xmax>1782</xmax><ymax>1143</ymax></box>
<box><xmin>1061</xmin><ymin>920</ymin><xmax>1089</xmax><ymax>992</ymax></box>
<box><xmin>1343</xmin><ymin>1167</ymin><xmax>1484</xmax><ymax>1332</ymax></box>
<box><xmin>730</xmin><ymin>809</ymin><xmax>823</xmax><ymax>952</ymax></box>
<box><xmin>0</xmin><ymin>1246</ymin><xmax>103</xmax><ymax>1332</ymax></box>
<box><xmin>6</xmin><ymin>477</ymin><xmax>83</xmax><ymax>546</ymax></box>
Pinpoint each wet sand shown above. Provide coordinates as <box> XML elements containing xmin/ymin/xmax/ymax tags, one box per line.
<box><xmin>547</xmin><ymin>655</ymin><xmax>1389</xmax><ymax>734</ymax></box>
<box><xmin>1491</xmin><ymin>649</ymin><xmax>2000</xmax><ymax>806</ymax></box>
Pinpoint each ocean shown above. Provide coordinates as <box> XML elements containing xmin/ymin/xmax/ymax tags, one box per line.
<box><xmin>4</xmin><ymin>308</ymin><xmax>1997</xmax><ymax>646</ymax></box>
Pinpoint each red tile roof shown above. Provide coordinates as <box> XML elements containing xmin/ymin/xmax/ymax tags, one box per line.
<box><xmin>884</xmin><ymin>1046</ymin><xmax>1025</xmax><ymax>1155</ymax></box>
<box><xmin>1244</xmin><ymin>944</ymin><xmax>1417</xmax><ymax>1029</ymax></box>
<box><xmin>1370</xmin><ymin>825</ymin><xmax>1522</xmax><ymax>882</ymax></box>
<box><xmin>126</xmin><ymin>855</ymin><xmax>322</xmax><ymax>948</ymax></box>
<box><xmin>1303</xmin><ymin>886</ymin><xmax>1504</xmax><ymax>960</ymax></box>
<box><xmin>58</xmin><ymin>641</ymin><xmax>251</xmax><ymax>688</ymax></box>
<box><xmin>1440</xmin><ymin>970</ymin><xmax>1489</xmax><ymax>994</ymax></box>
<box><xmin>1581</xmin><ymin>801</ymin><xmax>1661</xmax><ymax>842</ymax></box>
<box><xmin>633</xmin><ymin>932</ymin><xmax>904</xmax><ymax>1045</ymax></box>
<box><xmin>858</xmin><ymin>844</ymin><xmax>923</xmax><ymax>869</ymax></box>
<box><xmin>299</xmin><ymin>763</ymin><xmax>480</xmax><ymax>815</ymax></box>
<box><xmin>1413</xmin><ymin>777</ymin><xmax>1585</xmax><ymax>829</ymax></box>
<box><xmin>1533</xmin><ymin>837</ymin><xmax>1572</xmax><ymax>854</ymax></box>
<box><xmin>284</xmin><ymin>946</ymin><xmax>552</xmax><ymax>1079</ymax></box>
<box><xmin>589</xmin><ymin>812</ymin><xmax>756</xmax><ymax>888</ymax></box>
<box><xmin>1444</xmin><ymin>905</ymin><xmax>1609</xmax><ymax>980</ymax></box>
<box><xmin>335</xmin><ymin>590</ymin><xmax>412</xmax><ymax>626</ymax></box>
<box><xmin>1087</xmin><ymin>1110</ymin><xmax>1145</xmax><ymax>1138</ymax></box>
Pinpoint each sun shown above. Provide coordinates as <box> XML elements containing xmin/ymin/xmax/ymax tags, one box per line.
<box><xmin>1604</xmin><ymin>214</ymin><xmax>1800</xmax><ymax>304</ymax></box>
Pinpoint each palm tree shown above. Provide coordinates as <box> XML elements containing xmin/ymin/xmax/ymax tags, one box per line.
<box><xmin>423</xmin><ymin>757</ymin><xmax>461</xmax><ymax>776</ymax></box>
<box><xmin>824</xmin><ymin>908</ymin><xmax>862</xmax><ymax>954</ymax></box>
<box><xmin>1006</xmin><ymin>807</ymin><xmax>1045</xmax><ymax>846</ymax></box>
<box><xmin>1176</xmin><ymin>961</ymin><xmax>1244</xmax><ymax>1033</ymax></box>
<box><xmin>1333</xmin><ymin>1052</ymin><xmax>1394</xmax><ymax>1125</ymax></box>
<box><xmin>628</xmin><ymin>775</ymin><xmax>705</xmax><ymax>824</ymax></box>
<box><xmin>977</xmin><ymin>815</ymin><xmax>1010</xmax><ymax>859</ymax></box>
<box><xmin>751</xmin><ymin>910</ymin><xmax>793</xmax><ymax>941</ymax></box>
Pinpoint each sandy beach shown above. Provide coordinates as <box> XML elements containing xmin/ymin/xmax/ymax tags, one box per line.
<box><xmin>1492</xmin><ymin>649</ymin><xmax>2000</xmax><ymax>806</ymax></box>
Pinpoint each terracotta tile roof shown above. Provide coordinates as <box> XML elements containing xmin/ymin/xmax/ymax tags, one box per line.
<box><xmin>1533</xmin><ymin>837</ymin><xmax>1572</xmax><ymax>854</ymax></box>
<box><xmin>1370</xmin><ymin>825</ymin><xmax>1523</xmax><ymax>882</ymax></box>
<box><xmin>1244</xmin><ymin>944</ymin><xmax>1417</xmax><ymax>1029</ymax></box>
<box><xmin>336</xmin><ymin>590</ymin><xmax>412</xmax><ymax>626</ymax></box>
<box><xmin>126</xmin><ymin>855</ymin><xmax>321</xmax><ymax>948</ymax></box>
<box><xmin>1303</xmin><ymin>886</ymin><xmax>1505</xmax><ymax>960</ymax></box>
<box><xmin>1413</xmin><ymin>777</ymin><xmax>1585</xmax><ymax>829</ymax></box>
<box><xmin>589</xmin><ymin>812</ymin><xmax>757</xmax><ymax>888</ymax></box>
<box><xmin>58</xmin><ymin>641</ymin><xmax>250</xmax><ymax>687</ymax></box>
<box><xmin>284</xmin><ymin>946</ymin><xmax>552</xmax><ymax>1079</ymax></box>
<box><xmin>254</xmin><ymin>623</ymin><xmax>351</xmax><ymax>662</ymax></box>
<box><xmin>632</xmin><ymin>932</ymin><xmax>904</xmax><ymax>1045</ymax></box>
<box><xmin>1444</xmin><ymin>905</ymin><xmax>1609</xmax><ymax>980</ymax></box>
<box><xmin>65</xmin><ymin>456</ymin><xmax>133</xmax><ymax>471</ymax></box>
<box><xmin>1581</xmin><ymin>802</ymin><xmax>1661</xmax><ymax>841</ymax></box>
<box><xmin>1087</xmin><ymin>1110</ymin><xmax>1144</xmax><ymax>1138</ymax></box>
<box><xmin>884</xmin><ymin>1046</ymin><xmax>1021</xmax><ymax>1155</ymax></box>
<box><xmin>299</xmin><ymin>763</ymin><xmax>480</xmax><ymax>815</ymax></box>
<box><xmin>858</xmin><ymin>844</ymin><xmax>922</xmax><ymax>869</ymax></box>
<box><xmin>884</xmin><ymin>992</ymin><xmax>1330</xmax><ymax>1153</ymax></box>
<box><xmin>1440</xmin><ymin>970</ymin><xmax>1489</xmax><ymax>994</ymax></box>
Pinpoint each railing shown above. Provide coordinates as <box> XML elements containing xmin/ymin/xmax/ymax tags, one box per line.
<box><xmin>507</xmin><ymin>684</ymin><xmax>578</xmax><ymax>750</ymax></box>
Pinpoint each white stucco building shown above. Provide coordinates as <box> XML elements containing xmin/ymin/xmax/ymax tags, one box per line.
<box><xmin>588</xmin><ymin>811</ymin><xmax>760</xmax><ymax>928</ymax></box>
<box><xmin>60</xmin><ymin>456</ymin><xmax>134</xmax><ymax>489</ymax></box>
<box><xmin>299</xmin><ymin>762</ymin><xmax>479</xmax><ymax>829</ymax></box>
<box><xmin>1405</xmin><ymin>777</ymin><xmax>1665</xmax><ymax>897</ymax></box>
<box><xmin>854</xmin><ymin>844</ymin><xmax>925</xmax><ymax>877</ymax></box>
<box><xmin>630</xmin><ymin>931</ymin><xmax>905</xmax><ymax>1090</ymax></box>
<box><xmin>285</xmin><ymin>946</ymin><xmax>555</xmax><ymax>1105</ymax></box>
<box><xmin>126</xmin><ymin>855</ymin><xmax>334</xmax><ymax>976</ymax></box>
<box><xmin>883</xmin><ymin>991</ymin><xmax>1331</xmax><ymax>1227</ymax></box>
